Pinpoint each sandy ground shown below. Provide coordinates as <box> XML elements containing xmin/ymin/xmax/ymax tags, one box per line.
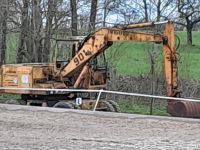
<box><xmin>0</xmin><ymin>104</ymin><xmax>200</xmax><ymax>150</ymax></box>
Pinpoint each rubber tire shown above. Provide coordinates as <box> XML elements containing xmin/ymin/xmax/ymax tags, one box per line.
<box><xmin>53</xmin><ymin>102</ymin><xmax>73</xmax><ymax>109</ymax></box>
<box><xmin>47</xmin><ymin>101</ymin><xmax>59</xmax><ymax>107</ymax></box>
<box><xmin>100</xmin><ymin>100</ymin><xmax>115</xmax><ymax>112</ymax></box>
<box><xmin>69</xmin><ymin>102</ymin><xmax>80</xmax><ymax>109</ymax></box>
<box><xmin>107</xmin><ymin>100</ymin><xmax>121</xmax><ymax>112</ymax></box>
<box><xmin>5</xmin><ymin>100</ymin><xmax>20</xmax><ymax>105</ymax></box>
<box><xmin>18</xmin><ymin>99</ymin><xmax>27</xmax><ymax>105</ymax></box>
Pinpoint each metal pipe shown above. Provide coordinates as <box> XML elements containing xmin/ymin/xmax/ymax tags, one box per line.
<box><xmin>154</xmin><ymin>20</ymin><xmax>169</xmax><ymax>25</ymax></box>
<box><xmin>93</xmin><ymin>89</ymin><xmax>103</xmax><ymax>111</ymax></box>
<box><xmin>121</xmin><ymin>22</ymin><xmax>154</xmax><ymax>29</ymax></box>
<box><xmin>115</xmin><ymin>20</ymin><xmax>170</xmax><ymax>30</ymax></box>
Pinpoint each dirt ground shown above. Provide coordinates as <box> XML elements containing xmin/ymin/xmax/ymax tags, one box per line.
<box><xmin>0</xmin><ymin>104</ymin><xmax>200</xmax><ymax>150</ymax></box>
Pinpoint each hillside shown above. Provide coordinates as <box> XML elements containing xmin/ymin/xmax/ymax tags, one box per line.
<box><xmin>106</xmin><ymin>31</ymin><xmax>200</xmax><ymax>79</ymax></box>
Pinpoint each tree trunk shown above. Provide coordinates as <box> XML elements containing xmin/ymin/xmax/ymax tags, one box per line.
<box><xmin>102</xmin><ymin>0</ymin><xmax>108</xmax><ymax>27</ymax></box>
<box><xmin>0</xmin><ymin>0</ymin><xmax>7</xmax><ymax>65</ymax></box>
<box><xmin>88</xmin><ymin>0</ymin><xmax>98</xmax><ymax>32</ymax></box>
<box><xmin>103</xmin><ymin>4</ymin><xmax>106</xmax><ymax>27</ymax></box>
<box><xmin>156</xmin><ymin>0</ymin><xmax>161</xmax><ymax>21</ymax></box>
<box><xmin>186</xmin><ymin>26</ymin><xmax>193</xmax><ymax>46</ymax></box>
<box><xmin>148</xmin><ymin>44</ymin><xmax>157</xmax><ymax>115</ymax></box>
<box><xmin>143</xmin><ymin>0</ymin><xmax>148</xmax><ymax>22</ymax></box>
<box><xmin>88</xmin><ymin>0</ymin><xmax>98</xmax><ymax>67</ymax></box>
<box><xmin>31</xmin><ymin>0</ymin><xmax>42</xmax><ymax>62</ymax></box>
<box><xmin>17</xmin><ymin>0</ymin><xmax>29</xmax><ymax>63</ymax></box>
<box><xmin>70</xmin><ymin>0</ymin><xmax>78</xmax><ymax>36</ymax></box>
<box><xmin>42</xmin><ymin>0</ymin><xmax>54</xmax><ymax>62</ymax></box>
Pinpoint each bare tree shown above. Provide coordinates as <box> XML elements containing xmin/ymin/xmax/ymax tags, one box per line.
<box><xmin>101</xmin><ymin>0</ymin><xmax>116</xmax><ymax>26</ymax></box>
<box><xmin>150</xmin><ymin>0</ymin><xmax>177</xmax><ymax>21</ymax></box>
<box><xmin>17</xmin><ymin>0</ymin><xmax>43</xmax><ymax>63</ymax></box>
<box><xmin>42</xmin><ymin>0</ymin><xmax>55</xmax><ymax>62</ymax></box>
<box><xmin>17</xmin><ymin>0</ymin><xmax>29</xmax><ymax>63</ymax></box>
<box><xmin>133</xmin><ymin>0</ymin><xmax>176</xmax><ymax>22</ymax></box>
<box><xmin>88</xmin><ymin>0</ymin><xmax>98</xmax><ymax>32</ymax></box>
<box><xmin>143</xmin><ymin>0</ymin><xmax>149</xmax><ymax>22</ymax></box>
<box><xmin>32</xmin><ymin>0</ymin><xmax>43</xmax><ymax>62</ymax></box>
<box><xmin>177</xmin><ymin>0</ymin><xmax>200</xmax><ymax>45</ymax></box>
<box><xmin>70</xmin><ymin>0</ymin><xmax>78</xmax><ymax>36</ymax></box>
<box><xmin>155</xmin><ymin>0</ymin><xmax>161</xmax><ymax>21</ymax></box>
<box><xmin>102</xmin><ymin>0</ymin><xmax>110</xmax><ymax>27</ymax></box>
<box><xmin>0</xmin><ymin>0</ymin><xmax>7</xmax><ymax>65</ymax></box>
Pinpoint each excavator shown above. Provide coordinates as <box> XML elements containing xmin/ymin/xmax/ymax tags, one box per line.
<box><xmin>0</xmin><ymin>20</ymin><xmax>199</xmax><ymax>118</ymax></box>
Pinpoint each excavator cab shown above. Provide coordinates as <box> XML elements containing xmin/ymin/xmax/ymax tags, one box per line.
<box><xmin>90</xmin><ymin>53</ymin><xmax>108</xmax><ymax>87</ymax></box>
<box><xmin>54</xmin><ymin>41</ymin><xmax>80</xmax><ymax>70</ymax></box>
<box><xmin>71</xmin><ymin>41</ymin><xmax>108</xmax><ymax>87</ymax></box>
<box><xmin>55</xmin><ymin>60</ymin><xmax>69</xmax><ymax>69</ymax></box>
<box><xmin>53</xmin><ymin>40</ymin><xmax>108</xmax><ymax>88</ymax></box>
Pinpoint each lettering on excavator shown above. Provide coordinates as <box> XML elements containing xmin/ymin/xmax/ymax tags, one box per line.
<box><xmin>109</xmin><ymin>30</ymin><xmax>129</xmax><ymax>36</ymax></box>
<box><xmin>74</xmin><ymin>50</ymin><xmax>93</xmax><ymax>66</ymax></box>
<box><xmin>74</xmin><ymin>52</ymin><xmax>85</xmax><ymax>66</ymax></box>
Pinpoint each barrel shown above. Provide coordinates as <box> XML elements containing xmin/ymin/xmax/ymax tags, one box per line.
<box><xmin>168</xmin><ymin>101</ymin><xmax>200</xmax><ymax>118</ymax></box>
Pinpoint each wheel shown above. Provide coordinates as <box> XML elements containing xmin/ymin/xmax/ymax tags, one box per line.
<box><xmin>18</xmin><ymin>99</ymin><xmax>27</xmax><ymax>105</ymax></box>
<box><xmin>107</xmin><ymin>100</ymin><xmax>121</xmax><ymax>112</ymax></box>
<box><xmin>97</xmin><ymin>100</ymin><xmax>115</xmax><ymax>112</ymax></box>
<box><xmin>5</xmin><ymin>100</ymin><xmax>20</xmax><ymax>105</ymax></box>
<box><xmin>69</xmin><ymin>102</ymin><xmax>80</xmax><ymax>109</ymax></box>
<box><xmin>47</xmin><ymin>100</ymin><xmax>59</xmax><ymax>107</ymax></box>
<box><xmin>53</xmin><ymin>101</ymin><xmax>73</xmax><ymax>109</ymax></box>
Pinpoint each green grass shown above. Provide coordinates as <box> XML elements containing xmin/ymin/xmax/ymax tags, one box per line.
<box><xmin>6</xmin><ymin>33</ymin><xmax>19</xmax><ymax>64</ymax></box>
<box><xmin>106</xmin><ymin>31</ymin><xmax>200</xmax><ymax>79</ymax></box>
<box><xmin>118</xmin><ymin>101</ymin><xmax>168</xmax><ymax>116</ymax></box>
<box><xmin>177</xmin><ymin>31</ymin><xmax>200</xmax><ymax>45</ymax></box>
<box><xmin>106</xmin><ymin>42</ymin><xmax>151</xmax><ymax>76</ymax></box>
<box><xmin>0</xmin><ymin>94</ymin><xmax>20</xmax><ymax>103</ymax></box>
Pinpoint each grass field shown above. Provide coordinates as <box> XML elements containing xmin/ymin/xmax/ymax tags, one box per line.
<box><xmin>118</xmin><ymin>101</ymin><xmax>168</xmax><ymax>116</ymax></box>
<box><xmin>106</xmin><ymin>31</ymin><xmax>200</xmax><ymax>79</ymax></box>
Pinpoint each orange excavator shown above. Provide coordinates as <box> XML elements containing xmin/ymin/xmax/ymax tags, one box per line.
<box><xmin>1</xmin><ymin>20</ymin><xmax>199</xmax><ymax>117</ymax></box>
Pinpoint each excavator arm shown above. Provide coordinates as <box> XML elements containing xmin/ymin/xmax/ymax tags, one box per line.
<box><xmin>56</xmin><ymin>20</ymin><xmax>194</xmax><ymax>117</ymax></box>
<box><xmin>42</xmin><ymin>20</ymin><xmax>200</xmax><ymax>118</ymax></box>
<box><xmin>163</xmin><ymin>22</ymin><xmax>179</xmax><ymax>98</ymax></box>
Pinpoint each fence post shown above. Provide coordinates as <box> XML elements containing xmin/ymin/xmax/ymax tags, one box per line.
<box><xmin>93</xmin><ymin>89</ymin><xmax>103</xmax><ymax>111</ymax></box>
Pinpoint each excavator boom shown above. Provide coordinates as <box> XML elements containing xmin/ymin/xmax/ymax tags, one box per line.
<box><xmin>59</xmin><ymin>28</ymin><xmax>164</xmax><ymax>78</ymax></box>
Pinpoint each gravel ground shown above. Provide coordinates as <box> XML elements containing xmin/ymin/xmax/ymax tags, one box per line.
<box><xmin>0</xmin><ymin>104</ymin><xmax>200</xmax><ymax>150</ymax></box>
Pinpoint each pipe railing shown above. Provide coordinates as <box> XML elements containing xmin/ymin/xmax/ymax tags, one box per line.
<box><xmin>0</xmin><ymin>87</ymin><xmax>200</xmax><ymax>111</ymax></box>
